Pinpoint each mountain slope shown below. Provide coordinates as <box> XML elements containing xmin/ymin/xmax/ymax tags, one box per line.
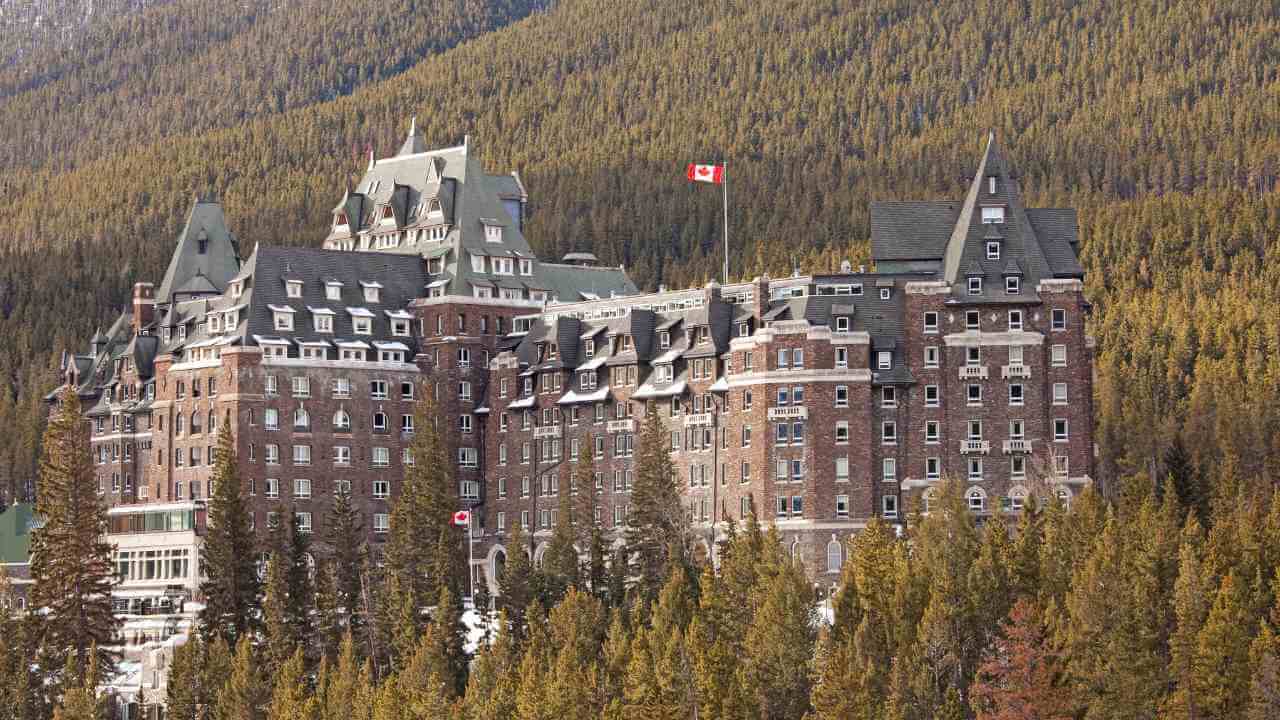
<box><xmin>0</xmin><ymin>0</ymin><xmax>545</xmax><ymax>173</ymax></box>
<box><xmin>0</xmin><ymin>0</ymin><xmax>1277</xmax><ymax>502</ymax></box>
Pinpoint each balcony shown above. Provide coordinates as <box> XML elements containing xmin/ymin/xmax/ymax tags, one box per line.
<box><xmin>960</xmin><ymin>440</ymin><xmax>991</xmax><ymax>454</ymax></box>
<box><xmin>958</xmin><ymin>365</ymin><xmax>989</xmax><ymax>380</ymax></box>
<box><xmin>533</xmin><ymin>425</ymin><xmax>562</xmax><ymax>439</ymax></box>
<box><xmin>1003</xmin><ymin>439</ymin><xmax>1033</xmax><ymax>454</ymax></box>
<box><xmin>1002</xmin><ymin>364</ymin><xmax>1031</xmax><ymax>379</ymax></box>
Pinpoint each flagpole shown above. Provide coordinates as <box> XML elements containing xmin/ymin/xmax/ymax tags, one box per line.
<box><xmin>722</xmin><ymin>159</ymin><xmax>730</xmax><ymax>284</ymax></box>
<box><xmin>467</xmin><ymin>513</ymin><xmax>475</xmax><ymax>605</ymax></box>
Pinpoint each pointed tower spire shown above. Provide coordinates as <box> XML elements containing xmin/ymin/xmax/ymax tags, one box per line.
<box><xmin>367</xmin><ymin>147</ymin><xmax>375</xmax><ymax>171</ymax></box>
<box><xmin>398</xmin><ymin>116</ymin><xmax>426</xmax><ymax>156</ymax></box>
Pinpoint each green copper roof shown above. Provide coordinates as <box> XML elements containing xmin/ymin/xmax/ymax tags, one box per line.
<box><xmin>0</xmin><ymin>503</ymin><xmax>34</xmax><ymax>564</ymax></box>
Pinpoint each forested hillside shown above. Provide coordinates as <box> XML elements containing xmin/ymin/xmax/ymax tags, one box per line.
<box><xmin>0</xmin><ymin>0</ymin><xmax>1277</xmax><ymax>505</ymax></box>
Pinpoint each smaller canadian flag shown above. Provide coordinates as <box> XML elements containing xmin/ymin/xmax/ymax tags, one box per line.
<box><xmin>452</xmin><ymin>510</ymin><xmax>471</xmax><ymax>527</ymax></box>
<box><xmin>686</xmin><ymin>163</ymin><xmax>724</xmax><ymax>184</ymax></box>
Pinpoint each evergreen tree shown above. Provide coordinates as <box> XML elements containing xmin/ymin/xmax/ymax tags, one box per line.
<box><xmin>499</xmin><ymin>519</ymin><xmax>535</xmax><ymax>642</ymax></box>
<box><xmin>543</xmin><ymin>479</ymin><xmax>580</xmax><ymax>601</ymax></box>
<box><xmin>167</xmin><ymin>634</ymin><xmax>229</xmax><ymax>720</ymax></box>
<box><xmin>1248</xmin><ymin>626</ymin><xmax>1280</xmax><ymax>720</ymax></box>
<box><xmin>970</xmin><ymin>599</ymin><xmax>1073</xmax><ymax>720</ymax></box>
<box><xmin>318</xmin><ymin>633</ymin><xmax>363</xmax><ymax>720</ymax></box>
<box><xmin>313</xmin><ymin>560</ymin><xmax>343</xmax><ymax>663</ymax></box>
<box><xmin>200</xmin><ymin>424</ymin><xmax>260</xmax><ymax>646</ymax></box>
<box><xmin>266</xmin><ymin>648</ymin><xmax>315</xmax><ymax>720</ymax></box>
<box><xmin>51</xmin><ymin>650</ymin><xmax>103</xmax><ymax>720</ymax></box>
<box><xmin>465</xmin><ymin>611</ymin><xmax>520</xmax><ymax>720</ymax></box>
<box><xmin>625</xmin><ymin>401</ymin><xmax>686</xmax><ymax>606</ymax></box>
<box><xmin>326</xmin><ymin>488</ymin><xmax>365</xmax><ymax>637</ymax></box>
<box><xmin>29</xmin><ymin>388</ymin><xmax>118</xmax><ymax>685</ymax></box>
<box><xmin>217</xmin><ymin>636</ymin><xmax>266</xmax><ymax>720</ymax></box>
<box><xmin>572</xmin><ymin>444</ymin><xmax>607</xmax><ymax>597</ymax></box>
<box><xmin>0</xmin><ymin>570</ymin><xmax>42</xmax><ymax>720</ymax></box>
<box><xmin>433</xmin><ymin>583</ymin><xmax>470</xmax><ymax>699</ymax></box>
<box><xmin>1164</xmin><ymin>517</ymin><xmax>1209</xmax><ymax>720</ymax></box>
<box><xmin>1192</xmin><ymin>572</ymin><xmax>1252</xmax><ymax>720</ymax></box>
<box><xmin>261</xmin><ymin>552</ymin><xmax>297</xmax><ymax>677</ymax></box>
<box><xmin>738</xmin><ymin>546</ymin><xmax>816</xmax><ymax>720</ymax></box>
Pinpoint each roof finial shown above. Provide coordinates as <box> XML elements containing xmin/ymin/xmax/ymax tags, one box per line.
<box><xmin>367</xmin><ymin>147</ymin><xmax>375</xmax><ymax>171</ymax></box>
<box><xmin>464</xmin><ymin>134</ymin><xmax>470</xmax><ymax>152</ymax></box>
<box><xmin>409</xmin><ymin>116</ymin><xmax>417</xmax><ymax>136</ymax></box>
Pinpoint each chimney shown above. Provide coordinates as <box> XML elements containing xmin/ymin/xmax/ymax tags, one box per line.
<box><xmin>703</xmin><ymin>279</ymin><xmax>722</xmax><ymax>306</ymax></box>
<box><xmin>752</xmin><ymin>275</ymin><xmax>770</xmax><ymax>321</ymax></box>
<box><xmin>132</xmin><ymin>282</ymin><xmax>156</xmax><ymax>336</ymax></box>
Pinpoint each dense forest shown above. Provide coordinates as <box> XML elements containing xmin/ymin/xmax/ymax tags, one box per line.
<box><xmin>0</xmin><ymin>0</ymin><xmax>1277</xmax><ymax>514</ymax></box>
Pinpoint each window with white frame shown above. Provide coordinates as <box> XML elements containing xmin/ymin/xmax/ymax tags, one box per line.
<box><xmin>265</xmin><ymin>478</ymin><xmax>279</xmax><ymax>498</ymax></box>
<box><xmin>982</xmin><ymin>206</ymin><xmax>1004</xmax><ymax>224</ymax></box>
<box><xmin>925</xmin><ymin>346</ymin><xmax>940</xmax><ymax>368</ymax></box>
<box><xmin>882</xmin><ymin>387</ymin><xmax>896</xmax><ymax>408</ymax></box>
<box><xmin>1051</xmin><ymin>345</ymin><xmax>1067</xmax><ymax>366</ymax></box>
<box><xmin>460</xmin><ymin>415</ymin><xmax>473</xmax><ymax>434</ymax></box>
<box><xmin>882</xmin><ymin>421</ymin><xmax>897</xmax><ymax>444</ymax></box>
<box><xmin>1054</xmin><ymin>419</ymin><xmax>1068</xmax><ymax>441</ymax></box>
<box><xmin>264</xmin><ymin>409</ymin><xmax>279</xmax><ymax>431</ymax></box>
<box><xmin>1052</xmin><ymin>308</ymin><xmax>1067</xmax><ymax>331</ymax></box>
<box><xmin>292</xmin><ymin>445</ymin><xmax>311</xmax><ymax>466</ymax></box>
<box><xmin>967</xmin><ymin>384</ymin><xmax>982</xmax><ymax>405</ymax></box>
<box><xmin>967</xmin><ymin>458</ymin><xmax>983</xmax><ymax>481</ymax></box>
<box><xmin>273</xmin><ymin>309</ymin><xmax>294</xmax><ymax>331</ymax></box>
<box><xmin>1009</xmin><ymin>383</ymin><xmax>1024</xmax><ymax>406</ymax></box>
<box><xmin>967</xmin><ymin>487</ymin><xmax>986</xmax><ymax>511</ymax></box>
<box><xmin>986</xmin><ymin>241</ymin><xmax>1000</xmax><ymax>260</ymax></box>
<box><xmin>314</xmin><ymin>313</ymin><xmax>333</xmax><ymax>333</ymax></box>
<box><xmin>363</xmin><ymin>284</ymin><xmax>380</xmax><ymax>303</ymax></box>
<box><xmin>458</xmin><ymin>447</ymin><xmax>478</xmax><ymax>468</ymax></box>
<box><xmin>925</xmin><ymin>421</ymin><xmax>940</xmax><ymax>444</ymax></box>
<box><xmin>836</xmin><ymin>347</ymin><xmax>848</xmax><ymax>368</ymax></box>
<box><xmin>968</xmin><ymin>277</ymin><xmax>983</xmax><ymax>295</ymax></box>
<box><xmin>293</xmin><ymin>479</ymin><xmax>311</xmax><ymax>498</ymax></box>
<box><xmin>1053</xmin><ymin>382</ymin><xmax>1068</xmax><ymax>405</ymax></box>
<box><xmin>966</xmin><ymin>310</ymin><xmax>980</xmax><ymax>330</ymax></box>
<box><xmin>333</xmin><ymin>446</ymin><xmax>350</xmax><ymax>465</ymax></box>
<box><xmin>883</xmin><ymin>458</ymin><xmax>896</xmax><ymax>482</ymax></box>
<box><xmin>1008</xmin><ymin>309</ymin><xmax>1023</xmax><ymax>330</ymax></box>
<box><xmin>924</xmin><ymin>311</ymin><xmax>939</xmax><ymax>333</ymax></box>
<box><xmin>925</xmin><ymin>384</ymin><xmax>939</xmax><ymax>407</ymax></box>
<box><xmin>926</xmin><ymin>457</ymin><xmax>940</xmax><ymax>480</ymax></box>
<box><xmin>882</xmin><ymin>495</ymin><xmax>898</xmax><ymax>519</ymax></box>
<box><xmin>1006</xmin><ymin>276</ymin><xmax>1020</xmax><ymax>295</ymax></box>
<box><xmin>835</xmin><ymin>422</ymin><xmax>849</xmax><ymax>444</ymax></box>
<box><xmin>373</xmin><ymin>514</ymin><xmax>389</xmax><ymax>533</ymax></box>
<box><xmin>1011</xmin><ymin>456</ymin><xmax>1026</xmax><ymax>479</ymax></box>
<box><xmin>878</xmin><ymin>352</ymin><xmax>891</xmax><ymax>370</ymax></box>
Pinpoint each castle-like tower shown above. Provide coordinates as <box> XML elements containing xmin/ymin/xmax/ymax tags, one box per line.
<box><xmin>53</xmin><ymin>131</ymin><xmax>1093</xmax><ymax>610</ymax></box>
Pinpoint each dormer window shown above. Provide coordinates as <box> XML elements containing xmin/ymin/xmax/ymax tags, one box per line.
<box><xmin>659</xmin><ymin>332</ymin><xmax>670</xmax><ymax>349</ymax></box>
<box><xmin>428</xmin><ymin>200</ymin><xmax>442</xmax><ymax>218</ymax></box>
<box><xmin>354</xmin><ymin>318</ymin><xmax>371</xmax><ymax>334</ymax></box>
<box><xmin>880</xmin><ymin>288</ymin><xmax>891</xmax><ymax>300</ymax></box>
<box><xmin>986</xmin><ymin>241</ymin><xmax>1000</xmax><ymax>260</ymax></box>
<box><xmin>738</xmin><ymin>322</ymin><xmax>750</xmax><ymax>337</ymax></box>
<box><xmin>427</xmin><ymin>258</ymin><xmax>444</xmax><ymax>274</ymax></box>
<box><xmin>584</xmin><ymin>339</ymin><xmax>595</xmax><ymax>358</ymax></box>
<box><xmin>968</xmin><ymin>277</ymin><xmax>983</xmax><ymax>295</ymax></box>
<box><xmin>230</xmin><ymin>282</ymin><xmax>243</xmax><ymax>298</ymax></box>
<box><xmin>877</xmin><ymin>352</ymin><xmax>892</xmax><ymax>370</ymax></box>
<box><xmin>361</xmin><ymin>282</ymin><xmax>382</xmax><ymax>303</ymax></box>
<box><xmin>270</xmin><ymin>306</ymin><xmax>295</xmax><ymax>331</ymax></box>
<box><xmin>982</xmin><ymin>206</ymin><xmax>1005</xmax><ymax>224</ymax></box>
<box><xmin>484</xmin><ymin>223</ymin><xmax>502</xmax><ymax>243</ymax></box>
<box><xmin>286</xmin><ymin>280</ymin><xmax>303</xmax><ymax>298</ymax></box>
<box><xmin>621</xmin><ymin>335</ymin><xmax>633</xmax><ymax>351</ymax></box>
<box><xmin>390</xmin><ymin>319</ymin><xmax>410</xmax><ymax>337</ymax></box>
<box><xmin>835</xmin><ymin>316</ymin><xmax>850</xmax><ymax>333</ymax></box>
<box><xmin>381</xmin><ymin>206</ymin><xmax>394</xmax><ymax>220</ymax></box>
<box><xmin>325</xmin><ymin>281</ymin><xmax>342</xmax><ymax>301</ymax></box>
<box><xmin>1006</xmin><ymin>276</ymin><xmax>1021</xmax><ymax>295</ymax></box>
<box><xmin>313</xmin><ymin>309</ymin><xmax>334</xmax><ymax>333</ymax></box>
<box><xmin>471</xmin><ymin>254</ymin><xmax>486</xmax><ymax>273</ymax></box>
<box><xmin>988</xmin><ymin>176</ymin><xmax>997</xmax><ymax>195</ymax></box>
<box><xmin>519</xmin><ymin>259</ymin><xmax>533</xmax><ymax>276</ymax></box>
<box><xmin>335</xmin><ymin>212</ymin><xmax>348</xmax><ymax>227</ymax></box>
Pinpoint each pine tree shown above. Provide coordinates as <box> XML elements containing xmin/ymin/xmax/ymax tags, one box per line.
<box><xmin>217</xmin><ymin>636</ymin><xmax>266</xmax><ymax>720</ymax></box>
<box><xmin>465</xmin><ymin>611</ymin><xmax>520</xmax><ymax>720</ymax></box>
<box><xmin>572</xmin><ymin>444</ymin><xmax>607</xmax><ymax>597</ymax></box>
<box><xmin>266</xmin><ymin>648</ymin><xmax>315</xmax><ymax>720</ymax></box>
<box><xmin>433</xmin><ymin>584</ymin><xmax>469</xmax><ymax>698</ymax></box>
<box><xmin>200</xmin><ymin>424</ymin><xmax>260</xmax><ymax>646</ymax></box>
<box><xmin>625</xmin><ymin>401</ymin><xmax>686</xmax><ymax>606</ymax></box>
<box><xmin>167</xmin><ymin>634</ymin><xmax>224</xmax><ymax>720</ymax></box>
<box><xmin>0</xmin><ymin>570</ymin><xmax>42</xmax><ymax>720</ymax></box>
<box><xmin>500</xmin><ymin>519</ymin><xmax>535</xmax><ymax>642</ymax></box>
<box><xmin>1193</xmin><ymin>572</ymin><xmax>1252</xmax><ymax>720</ymax></box>
<box><xmin>51</xmin><ymin>650</ymin><xmax>103</xmax><ymax>720</ymax></box>
<box><xmin>738</xmin><ymin>548</ymin><xmax>816</xmax><ymax>720</ymax></box>
<box><xmin>326</xmin><ymin>488</ymin><xmax>365</xmax><ymax>637</ymax></box>
<box><xmin>970</xmin><ymin>599</ymin><xmax>1073</xmax><ymax>720</ymax></box>
<box><xmin>29</xmin><ymin>388</ymin><xmax>118</xmax><ymax>685</ymax></box>
<box><xmin>262</xmin><ymin>552</ymin><xmax>297</xmax><ymax>677</ymax></box>
<box><xmin>313</xmin><ymin>560</ymin><xmax>343</xmax><ymax>663</ymax></box>
<box><xmin>318</xmin><ymin>633</ymin><xmax>361</xmax><ymax>720</ymax></box>
<box><xmin>1164</xmin><ymin>517</ymin><xmax>1209</xmax><ymax>720</ymax></box>
<box><xmin>1248</xmin><ymin>626</ymin><xmax>1280</xmax><ymax>720</ymax></box>
<box><xmin>543</xmin><ymin>480</ymin><xmax>580</xmax><ymax>601</ymax></box>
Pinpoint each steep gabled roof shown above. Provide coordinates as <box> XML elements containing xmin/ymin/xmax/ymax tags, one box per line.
<box><xmin>156</xmin><ymin>199</ymin><xmax>241</xmax><ymax>304</ymax></box>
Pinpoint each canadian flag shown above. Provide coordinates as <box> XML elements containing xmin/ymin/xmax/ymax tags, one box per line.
<box><xmin>686</xmin><ymin>163</ymin><xmax>724</xmax><ymax>184</ymax></box>
<box><xmin>452</xmin><ymin>510</ymin><xmax>471</xmax><ymax>527</ymax></box>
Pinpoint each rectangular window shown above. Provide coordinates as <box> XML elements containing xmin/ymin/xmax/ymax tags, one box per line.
<box><xmin>1052</xmin><ymin>309</ymin><xmax>1067</xmax><ymax>331</ymax></box>
<box><xmin>882</xmin><ymin>495</ymin><xmax>898</xmax><ymax>519</ymax></box>
<box><xmin>835</xmin><ymin>422</ymin><xmax>849</xmax><ymax>444</ymax></box>
<box><xmin>1054</xmin><ymin>419</ymin><xmax>1069</xmax><ymax>442</ymax></box>
<box><xmin>882</xmin><ymin>458</ymin><xmax>896</xmax><ymax>482</ymax></box>
<box><xmin>986</xmin><ymin>241</ymin><xmax>1001</xmax><ymax>260</ymax></box>
<box><xmin>968</xmin><ymin>457</ymin><xmax>983</xmax><ymax>480</ymax></box>
<box><xmin>293</xmin><ymin>479</ymin><xmax>311</xmax><ymax>498</ymax></box>
<box><xmin>372</xmin><ymin>447</ymin><xmax>390</xmax><ymax>468</ymax></box>
<box><xmin>967</xmin><ymin>384</ymin><xmax>982</xmax><ymax>405</ymax></box>
<box><xmin>373</xmin><ymin>480</ymin><xmax>389</xmax><ymax>499</ymax></box>
<box><xmin>982</xmin><ymin>206</ymin><xmax>1004</xmax><ymax>224</ymax></box>
<box><xmin>778</xmin><ymin>349</ymin><xmax>789</xmax><ymax>368</ymax></box>
<box><xmin>882</xmin><ymin>387</ymin><xmax>896</xmax><ymax>408</ymax></box>
<box><xmin>1008</xmin><ymin>309</ymin><xmax>1022</xmax><ymax>330</ymax></box>
<box><xmin>835</xmin><ymin>348</ymin><xmax>848</xmax><ymax>368</ymax></box>
<box><xmin>925</xmin><ymin>421</ymin><xmax>940</xmax><ymax>444</ymax></box>
<box><xmin>968</xmin><ymin>277</ymin><xmax>982</xmax><ymax>295</ymax></box>
<box><xmin>878</xmin><ymin>352</ymin><xmax>892</xmax><ymax>370</ymax></box>
<box><xmin>926</xmin><ymin>457</ymin><xmax>940</xmax><ymax>480</ymax></box>
<box><xmin>1051</xmin><ymin>345</ymin><xmax>1067</xmax><ymax>366</ymax></box>
<box><xmin>293</xmin><ymin>445</ymin><xmax>311</xmax><ymax>466</ymax></box>
<box><xmin>924</xmin><ymin>346</ymin><xmax>940</xmax><ymax>368</ymax></box>
<box><xmin>835</xmin><ymin>385</ymin><xmax>849</xmax><ymax>407</ymax></box>
<box><xmin>1006</xmin><ymin>277</ymin><xmax>1020</xmax><ymax>295</ymax></box>
<box><xmin>966</xmin><ymin>310</ymin><xmax>980</xmax><ymax>330</ymax></box>
<box><xmin>374</xmin><ymin>514</ymin><xmax>389</xmax><ymax>534</ymax></box>
<box><xmin>265</xmin><ymin>478</ymin><xmax>279</xmax><ymax>498</ymax></box>
<box><xmin>836</xmin><ymin>495</ymin><xmax>849</xmax><ymax>518</ymax></box>
<box><xmin>1011</xmin><ymin>456</ymin><xmax>1026</xmax><ymax>479</ymax></box>
<box><xmin>1009</xmin><ymin>383</ymin><xmax>1024</xmax><ymax>406</ymax></box>
<box><xmin>835</xmin><ymin>457</ymin><xmax>849</xmax><ymax>482</ymax></box>
<box><xmin>1053</xmin><ymin>382</ymin><xmax>1068</xmax><ymax>405</ymax></box>
<box><xmin>882</xmin><ymin>421</ymin><xmax>897</xmax><ymax>444</ymax></box>
<box><xmin>925</xmin><ymin>384</ymin><xmax>939</xmax><ymax>407</ymax></box>
<box><xmin>923</xmin><ymin>311</ymin><xmax>939</xmax><ymax>333</ymax></box>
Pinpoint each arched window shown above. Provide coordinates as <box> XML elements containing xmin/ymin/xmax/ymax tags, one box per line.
<box><xmin>826</xmin><ymin>537</ymin><xmax>843</xmax><ymax>574</ymax></box>
<box><xmin>294</xmin><ymin>408</ymin><xmax>310</xmax><ymax>430</ymax></box>
<box><xmin>190</xmin><ymin>411</ymin><xmax>201</xmax><ymax>434</ymax></box>
<box><xmin>966</xmin><ymin>486</ymin><xmax>987</xmax><ymax>512</ymax></box>
<box><xmin>1007</xmin><ymin>486</ymin><xmax>1028</xmax><ymax>511</ymax></box>
<box><xmin>374</xmin><ymin>412</ymin><xmax>388</xmax><ymax>431</ymax></box>
<box><xmin>922</xmin><ymin>488</ymin><xmax>936</xmax><ymax>513</ymax></box>
<box><xmin>333</xmin><ymin>409</ymin><xmax>351</xmax><ymax>431</ymax></box>
<box><xmin>790</xmin><ymin>538</ymin><xmax>802</xmax><ymax>563</ymax></box>
<box><xmin>208</xmin><ymin>410</ymin><xmax>216</xmax><ymax>432</ymax></box>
